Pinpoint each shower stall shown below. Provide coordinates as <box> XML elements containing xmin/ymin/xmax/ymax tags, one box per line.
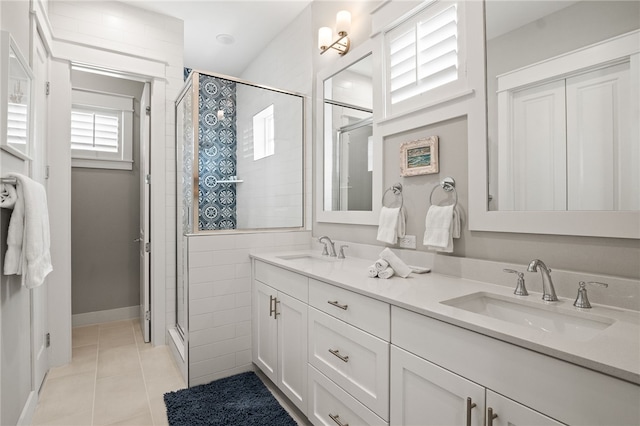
<box><xmin>173</xmin><ymin>70</ymin><xmax>305</xmax><ymax>380</ymax></box>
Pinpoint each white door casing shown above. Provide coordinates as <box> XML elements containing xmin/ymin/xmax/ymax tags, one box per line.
<box><xmin>139</xmin><ymin>82</ymin><xmax>151</xmax><ymax>343</ymax></box>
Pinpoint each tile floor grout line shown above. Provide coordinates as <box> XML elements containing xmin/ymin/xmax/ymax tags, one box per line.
<box><xmin>133</xmin><ymin>321</ymin><xmax>158</xmax><ymax>425</ymax></box>
<box><xmin>90</xmin><ymin>325</ymin><xmax>100</xmax><ymax>426</ymax></box>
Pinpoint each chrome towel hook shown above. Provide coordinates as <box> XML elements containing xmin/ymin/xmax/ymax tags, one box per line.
<box><xmin>429</xmin><ymin>176</ymin><xmax>458</xmax><ymax>208</ymax></box>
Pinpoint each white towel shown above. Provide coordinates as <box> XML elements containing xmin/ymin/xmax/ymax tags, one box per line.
<box><xmin>367</xmin><ymin>264</ymin><xmax>379</xmax><ymax>278</ymax></box>
<box><xmin>423</xmin><ymin>205</ymin><xmax>460</xmax><ymax>253</ymax></box>
<box><xmin>378</xmin><ymin>266</ymin><xmax>395</xmax><ymax>279</ymax></box>
<box><xmin>374</xmin><ymin>258</ymin><xmax>389</xmax><ymax>272</ymax></box>
<box><xmin>379</xmin><ymin>247</ymin><xmax>412</xmax><ymax>278</ymax></box>
<box><xmin>376</xmin><ymin>206</ymin><xmax>406</xmax><ymax>244</ymax></box>
<box><xmin>0</xmin><ymin>183</ymin><xmax>17</xmax><ymax>209</ymax></box>
<box><xmin>4</xmin><ymin>174</ymin><xmax>53</xmax><ymax>288</ymax></box>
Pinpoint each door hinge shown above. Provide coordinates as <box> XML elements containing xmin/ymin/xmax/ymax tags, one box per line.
<box><xmin>145</xmin><ymin>106</ymin><xmax>151</xmax><ymax>114</ymax></box>
<box><xmin>45</xmin><ymin>81</ymin><xmax>50</xmax><ymax>96</ymax></box>
<box><xmin>145</xmin><ymin>174</ymin><xmax>151</xmax><ymax>184</ymax></box>
<box><xmin>145</xmin><ymin>242</ymin><xmax>151</xmax><ymax>253</ymax></box>
<box><xmin>46</xmin><ymin>333</ymin><xmax>51</xmax><ymax>347</ymax></box>
<box><xmin>145</xmin><ymin>311</ymin><xmax>151</xmax><ymax>321</ymax></box>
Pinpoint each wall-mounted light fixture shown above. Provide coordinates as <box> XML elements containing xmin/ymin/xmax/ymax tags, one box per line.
<box><xmin>318</xmin><ymin>10</ymin><xmax>351</xmax><ymax>56</ymax></box>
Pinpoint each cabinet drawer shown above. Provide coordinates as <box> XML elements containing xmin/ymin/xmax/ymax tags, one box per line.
<box><xmin>308</xmin><ymin>365</ymin><xmax>387</xmax><ymax>426</ymax></box>
<box><xmin>309</xmin><ymin>308</ymin><xmax>389</xmax><ymax>420</ymax></box>
<box><xmin>309</xmin><ymin>278</ymin><xmax>390</xmax><ymax>340</ymax></box>
<box><xmin>392</xmin><ymin>306</ymin><xmax>640</xmax><ymax>426</ymax></box>
<box><xmin>254</xmin><ymin>260</ymin><xmax>308</xmax><ymax>302</ymax></box>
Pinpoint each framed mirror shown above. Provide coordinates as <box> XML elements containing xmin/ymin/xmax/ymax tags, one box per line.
<box><xmin>469</xmin><ymin>1</ymin><xmax>639</xmax><ymax>238</ymax></box>
<box><xmin>316</xmin><ymin>42</ymin><xmax>382</xmax><ymax>224</ymax></box>
<box><xmin>1</xmin><ymin>31</ymin><xmax>33</xmax><ymax>160</ymax></box>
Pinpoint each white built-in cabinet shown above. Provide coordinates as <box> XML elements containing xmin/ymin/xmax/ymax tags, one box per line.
<box><xmin>390</xmin><ymin>346</ymin><xmax>562</xmax><ymax>426</ymax></box>
<box><xmin>252</xmin><ymin>261</ymin><xmax>640</xmax><ymax>426</ymax></box>
<box><xmin>252</xmin><ymin>262</ymin><xmax>308</xmax><ymax>415</ymax></box>
<box><xmin>390</xmin><ymin>346</ymin><xmax>485</xmax><ymax>426</ymax></box>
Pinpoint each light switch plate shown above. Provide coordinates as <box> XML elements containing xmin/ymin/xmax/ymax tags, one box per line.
<box><xmin>399</xmin><ymin>235</ymin><xmax>417</xmax><ymax>249</ymax></box>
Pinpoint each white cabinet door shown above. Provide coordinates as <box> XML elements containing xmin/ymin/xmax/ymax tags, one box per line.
<box><xmin>277</xmin><ymin>291</ymin><xmax>308</xmax><ymax>415</ymax></box>
<box><xmin>390</xmin><ymin>346</ymin><xmax>485</xmax><ymax>426</ymax></box>
<box><xmin>253</xmin><ymin>280</ymin><xmax>278</xmax><ymax>383</ymax></box>
<box><xmin>486</xmin><ymin>390</ymin><xmax>564</xmax><ymax>426</ymax></box>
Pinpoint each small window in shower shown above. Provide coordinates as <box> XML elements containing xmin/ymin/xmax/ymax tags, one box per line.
<box><xmin>253</xmin><ymin>104</ymin><xmax>274</xmax><ymax>161</ymax></box>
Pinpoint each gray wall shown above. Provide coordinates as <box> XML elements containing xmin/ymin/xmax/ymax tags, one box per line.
<box><xmin>315</xmin><ymin>115</ymin><xmax>640</xmax><ymax>280</ymax></box>
<box><xmin>71</xmin><ymin>71</ymin><xmax>143</xmax><ymax>315</ymax></box>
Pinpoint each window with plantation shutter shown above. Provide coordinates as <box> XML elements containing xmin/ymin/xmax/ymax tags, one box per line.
<box><xmin>385</xmin><ymin>1</ymin><xmax>466</xmax><ymax>115</ymax></box>
<box><xmin>71</xmin><ymin>89</ymin><xmax>133</xmax><ymax>170</ymax></box>
<box><xmin>71</xmin><ymin>109</ymin><xmax>119</xmax><ymax>153</ymax></box>
<box><xmin>7</xmin><ymin>103</ymin><xmax>28</xmax><ymax>146</ymax></box>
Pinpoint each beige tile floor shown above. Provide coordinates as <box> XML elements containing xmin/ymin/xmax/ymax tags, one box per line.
<box><xmin>32</xmin><ymin>319</ymin><xmax>186</xmax><ymax>426</ymax></box>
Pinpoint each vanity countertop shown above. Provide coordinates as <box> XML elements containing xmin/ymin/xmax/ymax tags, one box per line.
<box><xmin>250</xmin><ymin>250</ymin><xmax>640</xmax><ymax>385</ymax></box>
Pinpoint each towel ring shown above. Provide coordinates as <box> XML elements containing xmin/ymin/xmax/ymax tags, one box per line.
<box><xmin>382</xmin><ymin>183</ymin><xmax>403</xmax><ymax>209</ymax></box>
<box><xmin>429</xmin><ymin>177</ymin><xmax>457</xmax><ymax>208</ymax></box>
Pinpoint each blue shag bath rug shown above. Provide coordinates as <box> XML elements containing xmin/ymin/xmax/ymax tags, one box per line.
<box><xmin>163</xmin><ymin>371</ymin><xmax>297</xmax><ymax>425</ymax></box>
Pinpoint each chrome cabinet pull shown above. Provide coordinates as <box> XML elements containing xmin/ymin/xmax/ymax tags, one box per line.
<box><xmin>269</xmin><ymin>295</ymin><xmax>275</xmax><ymax>317</ymax></box>
<box><xmin>273</xmin><ymin>298</ymin><xmax>280</xmax><ymax>319</ymax></box>
<box><xmin>328</xmin><ymin>348</ymin><xmax>349</xmax><ymax>363</ymax></box>
<box><xmin>329</xmin><ymin>413</ymin><xmax>349</xmax><ymax>426</ymax></box>
<box><xmin>328</xmin><ymin>300</ymin><xmax>348</xmax><ymax>310</ymax></box>
<box><xmin>466</xmin><ymin>397</ymin><xmax>477</xmax><ymax>426</ymax></box>
<box><xmin>488</xmin><ymin>407</ymin><xmax>498</xmax><ymax>426</ymax></box>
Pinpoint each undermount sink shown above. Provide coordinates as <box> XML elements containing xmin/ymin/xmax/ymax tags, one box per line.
<box><xmin>441</xmin><ymin>292</ymin><xmax>615</xmax><ymax>341</ymax></box>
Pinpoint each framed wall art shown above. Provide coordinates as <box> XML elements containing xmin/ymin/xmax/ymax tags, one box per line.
<box><xmin>400</xmin><ymin>136</ymin><xmax>438</xmax><ymax>177</ymax></box>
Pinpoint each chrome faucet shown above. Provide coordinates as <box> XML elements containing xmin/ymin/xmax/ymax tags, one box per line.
<box><xmin>527</xmin><ymin>259</ymin><xmax>558</xmax><ymax>302</ymax></box>
<box><xmin>318</xmin><ymin>236</ymin><xmax>337</xmax><ymax>257</ymax></box>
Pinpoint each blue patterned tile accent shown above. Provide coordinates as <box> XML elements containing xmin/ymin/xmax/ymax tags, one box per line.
<box><xmin>197</xmin><ymin>74</ymin><xmax>237</xmax><ymax>230</ymax></box>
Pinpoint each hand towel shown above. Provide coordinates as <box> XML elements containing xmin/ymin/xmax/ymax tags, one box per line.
<box><xmin>374</xmin><ymin>258</ymin><xmax>389</xmax><ymax>272</ymax></box>
<box><xmin>379</xmin><ymin>247</ymin><xmax>412</xmax><ymax>278</ymax></box>
<box><xmin>376</xmin><ymin>206</ymin><xmax>406</xmax><ymax>244</ymax></box>
<box><xmin>423</xmin><ymin>205</ymin><xmax>460</xmax><ymax>253</ymax></box>
<box><xmin>4</xmin><ymin>174</ymin><xmax>53</xmax><ymax>288</ymax></box>
<box><xmin>378</xmin><ymin>266</ymin><xmax>395</xmax><ymax>279</ymax></box>
<box><xmin>367</xmin><ymin>264</ymin><xmax>379</xmax><ymax>278</ymax></box>
<box><xmin>0</xmin><ymin>183</ymin><xmax>17</xmax><ymax>209</ymax></box>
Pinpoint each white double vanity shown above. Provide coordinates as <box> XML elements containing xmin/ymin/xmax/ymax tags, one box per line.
<box><xmin>251</xmin><ymin>251</ymin><xmax>640</xmax><ymax>426</ymax></box>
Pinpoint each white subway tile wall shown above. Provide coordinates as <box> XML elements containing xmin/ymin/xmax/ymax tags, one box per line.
<box><xmin>187</xmin><ymin>231</ymin><xmax>311</xmax><ymax>385</ymax></box>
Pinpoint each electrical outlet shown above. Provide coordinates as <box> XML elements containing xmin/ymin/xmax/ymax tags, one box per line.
<box><xmin>399</xmin><ymin>235</ymin><xmax>417</xmax><ymax>249</ymax></box>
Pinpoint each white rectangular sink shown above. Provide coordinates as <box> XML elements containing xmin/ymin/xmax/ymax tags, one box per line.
<box><xmin>441</xmin><ymin>292</ymin><xmax>615</xmax><ymax>341</ymax></box>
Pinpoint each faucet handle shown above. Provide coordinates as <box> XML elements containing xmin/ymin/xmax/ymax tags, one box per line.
<box><xmin>503</xmin><ymin>269</ymin><xmax>528</xmax><ymax>296</ymax></box>
<box><xmin>337</xmin><ymin>245</ymin><xmax>349</xmax><ymax>259</ymax></box>
<box><xmin>573</xmin><ymin>281</ymin><xmax>608</xmax><ymax>309</ymax></box>
<box><xmin>320</xmin><ymin>242</ymin><xmax>329</xmax><ymax>256</ymax></box>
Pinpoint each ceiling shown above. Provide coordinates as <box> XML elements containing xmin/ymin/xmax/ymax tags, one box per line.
<box><xmin>121</xmin><ymin>0</ymin><xmax>312</xmax><ymax>76</ymax></box>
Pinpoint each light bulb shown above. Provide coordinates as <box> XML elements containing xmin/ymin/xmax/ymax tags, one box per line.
<box><xmin>318</xmin><ymin>27</ymin><xmax>332</xmax><ymax>50</ymax></box>
<box><xmin>336</xmin><ymin>10</ymin><xmax>351</xmax><ymax>36</ymax></box>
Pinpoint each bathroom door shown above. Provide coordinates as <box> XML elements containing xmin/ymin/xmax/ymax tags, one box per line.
<box><xmin>139</xmin><ymin>82</ymin><xmax>151</xmax><ymax>343</ymax></box>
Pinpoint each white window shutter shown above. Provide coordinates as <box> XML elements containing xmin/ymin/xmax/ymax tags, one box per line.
<box><xmin>7</xmin><ymin>103</ymin><xmax>28</xmax><ymax>146</ymax></box>
<box><xmin>389</xmin><ymin>3</ymin><xmax>459</xmax><ymax>105</ymax></box>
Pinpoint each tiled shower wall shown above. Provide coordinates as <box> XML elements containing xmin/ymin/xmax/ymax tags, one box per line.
<box><xmin>187</xmin><ymin>231</ymin><xmax>311</xmax><ymax>386</ymax></box>
<box><xmin>197</xmin><ymin>74</ymin><xmax>238</xmax><ymax>230</ymax></box>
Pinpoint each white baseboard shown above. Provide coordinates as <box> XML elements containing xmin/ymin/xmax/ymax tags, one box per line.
<box><xmin>17</xmin><ymin>390</ymin><xmax>38</xmax><ymax>426</ymax></box>
<box><xmin>72</xmin><ymin>305</ymin><xmax>140</xmax><ymax>327</ymax></box>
